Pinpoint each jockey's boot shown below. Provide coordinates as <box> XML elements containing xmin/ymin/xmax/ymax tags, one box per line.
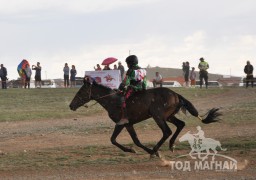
<box><xmin>117</xmin><ymin>118</ymin><xmax>129</xmax><ymax>125</ymax></box>
<box><xmin>117</xmin><ymin>108</ymin><xmax>129</xmax><ymax>125</ymax></box>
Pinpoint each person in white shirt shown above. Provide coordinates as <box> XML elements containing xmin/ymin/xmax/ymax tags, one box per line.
<box><xmin>153</xmin><ymin>72</ymin><xmax>163</xmax><ymax>88</ymax></box>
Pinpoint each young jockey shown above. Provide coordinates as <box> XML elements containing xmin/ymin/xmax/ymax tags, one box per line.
<box><xmin>117</xmin><ymin>55</ymin><xmax>147</xmax><ymax>125</ymax></box>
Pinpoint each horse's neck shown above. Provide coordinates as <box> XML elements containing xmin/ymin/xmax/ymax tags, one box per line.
<box><xmin>92</xmin><ymin>85</ymin><xmax>119</xmax><ymax>110</ymax></box>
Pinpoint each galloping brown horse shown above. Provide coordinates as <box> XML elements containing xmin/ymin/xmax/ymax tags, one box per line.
<box><xmin>69</xmin><ymin>76</ymin><xmax>221</xmax><ymax>156</ymax></box>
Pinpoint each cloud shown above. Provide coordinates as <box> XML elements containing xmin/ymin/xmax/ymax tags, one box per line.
<box><xmin>0</xmin><ymin>0</ymin><xmax>159</xmax><ymax>16</ymax></box>
<box><xmin>1</xmin><ymin>0</ymin><xmax>256</xmax><ymax>80</ymax></box>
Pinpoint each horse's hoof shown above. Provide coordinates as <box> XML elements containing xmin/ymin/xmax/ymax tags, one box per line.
<box><xmin>150</xmin><ymin>151</ymin><xmax>161</xmax><ymax>159</ymax></box>
<box><xmin>130</xmin><ymin>148</ymin><xmax>137</xmax><ymax>153</ymax></box>
<box><xmin>170</xmin><ymin>145</ymin><xmax>176</xmax><ymax>152</ymax></box>
<box><xmin>150</xmin><ymin>154</ymin><xmax>157</xmax><ymax>159</ymax></box>
<box><xmin>155</xmin><ymin>151</ymin><xmax>162</xmax><ymax>158</ymax></box>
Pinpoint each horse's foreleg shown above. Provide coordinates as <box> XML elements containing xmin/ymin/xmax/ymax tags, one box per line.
<box><xmin>126</xmin><ymin>125</ymin><xmax>155</xmax><ymax>155</ymax></box>
<box><xmin>167</xmin><ymin>116</ymin><xmax>185</xmax><ymax>151</ymax></box>
<box><xmin>110</xmin><ymin>125</ymin><xmax>135</xmax><ymax>153</ymax></box>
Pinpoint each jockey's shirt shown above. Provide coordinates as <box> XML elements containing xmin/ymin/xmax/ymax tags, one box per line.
<box><xmin>124</xmin><ymin>65</ymin><xmax>147</xmax><ymax>91</ymax></box>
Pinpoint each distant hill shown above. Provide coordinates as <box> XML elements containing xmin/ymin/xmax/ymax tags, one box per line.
<box><xmin>145</xmin><ymin>67</ymin><xmax>224</xmax><ymax>81</ymax></box>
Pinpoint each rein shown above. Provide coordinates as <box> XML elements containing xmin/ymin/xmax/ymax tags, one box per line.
<box><xmin>83</xmin><ymin>85</ymin><xmax>119</xmax><ymax>108</ymax></box>
<box><xmin>94</xmin><ymin>91</ymin><xmax>119</xmax><ymax>100</ymax></box>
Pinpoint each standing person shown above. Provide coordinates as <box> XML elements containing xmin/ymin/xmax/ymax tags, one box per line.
<box><xmin>182</xmin><ymin>62</ymin><xmax>186</xmax><ymax>76</ymax></box>
<box><xmin>24</xmin><ymin>64</ymin><xmax>32</xmax><ymax>89</ymax></box>
<box><xmin>94</xmin><ymin>64</ymin><xmax>102</xmax><ymax>71</ymax></box>
<box><xmin>103</xmin><ymin>65</ymin><xmax>111</xmax><ymax>70</ymax></box>
<box><xmin>32</xmin><ymin>62</ymin><xmax>42</xmax><ymax>88</ymax></box>
<box><xmin>153</xmin><ymin>72</ymin><xmax>163</xmax><ymax>88</ymax></box>
<box><xmin>0</xmin><ymin>64</ymin><xmax>7</xmax><ymax>89</ymax></box>
<box><xmin>244</xmin><ymin>61</ymin><xmax>254</xmax><ymax>88</ymax></box>
<box><xmin>118</xmin><ymin>61</ymin><xmax>125</xmax><ymax>81</ymax></box>
<box><xmin>113</xmin><ymin>64</ymin><xmax>118</xmax><ymax>70</ymax></box>
<box><xmin>190</xmin><ymin>67</ymin><xmax>196</xmax><ymax>88</ymax></box>
<box><xmin>70</xmin><ymin>65</ymin><xmax>77</xmax><ymax>88</ymax></box>
<box><xmin>184</xmin><ymin>61</ymin><xmax>190</xmax><ymax>87</ymax></box>
<box><xmin>63</xmin><ymin>63</ymin><xmax>70</xmax><ymax>88</ymax></box>
<box><xmin>198</xmin><ymin>57</ymin><xmax>209</xmax><ymax>89</ymax></box>
<box><xmin>117</xmin><ymin>55</ymin><xmax>147</xmax><ymax>125</ymax></box>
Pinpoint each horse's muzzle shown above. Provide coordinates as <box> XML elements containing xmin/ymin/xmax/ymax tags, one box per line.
<box><xmin>69</xmin><ymin>104</ymin><xmax>77</xmax><ymax>111</ymax></box>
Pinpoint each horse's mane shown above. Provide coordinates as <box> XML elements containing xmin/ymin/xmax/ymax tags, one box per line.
<box><xmin>93</xmin><ymin>80</ymin><xmax>115</xmax><ymax>93</ymax></box>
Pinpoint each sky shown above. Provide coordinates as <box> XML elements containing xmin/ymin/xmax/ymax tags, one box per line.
<box><xmin>0</xmin><ymin>0</ymin><xmax>256</xmax><ymax>80</ymax></box>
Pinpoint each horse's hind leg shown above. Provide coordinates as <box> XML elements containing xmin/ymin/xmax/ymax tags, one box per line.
<box><xmin>110</xmin><ymin>125</ymin><xmax>135</xmax><ymax>153</ymax></box>
<box><xmin>126</xmin><ymin>125</ymin><xmax>155</xmax><ymax>155</ymax></box>
<box><xmin>152</xmin><ymin>118</ymin><xmax>172</xmax><ymax>154</ymax></box>
<box><xmin>167</xmin><ymin>116</ymin><xmax>185</xmax><ymax>151</ymax></box>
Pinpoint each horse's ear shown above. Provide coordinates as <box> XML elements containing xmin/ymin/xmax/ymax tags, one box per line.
<box><xmin>84</xmin><ymin>76</ymin><xmax>90</xmax><ymax>84</ymax></box>
<box><xmin>84</xmin><ymin>76</ymin><xmax>94</xmax><ymax>84</ymax></box>
<box><xmin>88</xmin><ymin>76</ymin><xmax>94</xmax><ymax>84</ymax></box>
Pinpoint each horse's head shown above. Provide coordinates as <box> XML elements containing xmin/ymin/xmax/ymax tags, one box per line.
<box><xmin>69</xmin><ymin>76</ymin><xmax>94</xmax><ymax>111</ymax></box>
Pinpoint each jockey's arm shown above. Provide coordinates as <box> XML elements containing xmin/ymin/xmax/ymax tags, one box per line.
<box><xmin>124</xmin><ymin>70</ymin><xmax>135</xmax><ymax>86</ymax></box>
<box><xmin>142</xmin><ymin>75</ymin><xmax>147</xmax><ymax>90</ymax></box>
<box><xmin>118</xmin><ymin>71</ymin><xmax>132</xmax><ymax>91</ymax></box>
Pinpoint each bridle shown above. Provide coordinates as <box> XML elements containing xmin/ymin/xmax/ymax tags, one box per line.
<box><xmin>80</xmin><ymin>83</ymin><xmax>119</xmax><ymax>108</ymax></box>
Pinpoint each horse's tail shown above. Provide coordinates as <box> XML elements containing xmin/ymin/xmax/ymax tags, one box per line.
<box><xmin>178</xmin><ymin>94</ymin><xmax>222</xmax><ymax>124</ymax></box>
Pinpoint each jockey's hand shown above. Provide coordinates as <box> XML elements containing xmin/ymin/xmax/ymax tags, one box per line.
<box><xmin>117</xmin><ymin>89</ymin><xmax>127</xmax><ymax>96</ymax></box>
<box><xmin>118</xmin><ymin>83</ymin><xmax>126</xmax><ymax>91</ymax></box>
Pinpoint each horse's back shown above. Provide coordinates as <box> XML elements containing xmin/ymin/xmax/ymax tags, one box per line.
<box><xmin>131</xmin><ymin>87</ymin><xmax>178</xmax><ymax>102</ymax></box>
<box><xmin>129</xmin><ymin>87</ymin><xmax>180</xmax><ymax>115</ymax></box>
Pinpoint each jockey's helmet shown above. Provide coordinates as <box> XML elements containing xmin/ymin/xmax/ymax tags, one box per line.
<box><xmin>126</xmin><ymin>55</ymin><xmax>138</xmax><ymax>67</ymax></box>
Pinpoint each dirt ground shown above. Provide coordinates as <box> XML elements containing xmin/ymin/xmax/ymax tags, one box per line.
<box><xmin>0</xmin><ymin>88</ymin><xmax>255</xmax><ymax>179</ymax></box>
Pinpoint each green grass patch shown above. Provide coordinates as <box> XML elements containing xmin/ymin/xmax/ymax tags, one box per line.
<box><xmin>0</xmin><ymin>87</ymin><xmax>255</xmax><ymax>126</ymax></box>
<box><xmin>0</xmin><ymin>88</ymin><xmax>104</xmax><ymax>122</ymax></box>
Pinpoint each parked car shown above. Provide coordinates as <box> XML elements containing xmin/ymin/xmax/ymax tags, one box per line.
<box><xmin>40</xmin><ymin>79</ymin><xmax>56</xmax><ymax>88</ymax></box>
<box><xmin>75</xmin><ymin>77</ymin><xmax>84</xmax><ymax>88</ymax></box>
<box><xmin>147</xmin><ymin>80</ymin><xmax>182</xmax><ymax>88</ymax></box>
<box><xmin>239</xmin><ymin>77</ymin><xmax>256</xmax><ymax>87</ymax></box>
<box><xmin>195</xmin><ymin>80</ymin><xmax>222</xmax><ymax>88</ymax></box>
<box><xmin>162</xmin><ymin>81</ymin><xmax>182</xmax><ymax>88</ymax></box>
<box><xmin>8</xmin><ymin>79</ymin><xmax>22</xmax><ymax>88</ymax></box>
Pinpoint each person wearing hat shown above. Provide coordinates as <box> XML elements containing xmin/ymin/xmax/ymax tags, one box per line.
<box><xmin>198</xmin><ymin>57</ymin><xmax>209</xmax><ymax>89</ymax></box>
<box><xmin>117</xmin><ymin>55</ymin><xmax>147</xmax><ymax>125</ymax></box>
<box><xmin>244</xmin><ymin>60</ymin><xmax>254</xmax><ymax>88</ymax></box>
